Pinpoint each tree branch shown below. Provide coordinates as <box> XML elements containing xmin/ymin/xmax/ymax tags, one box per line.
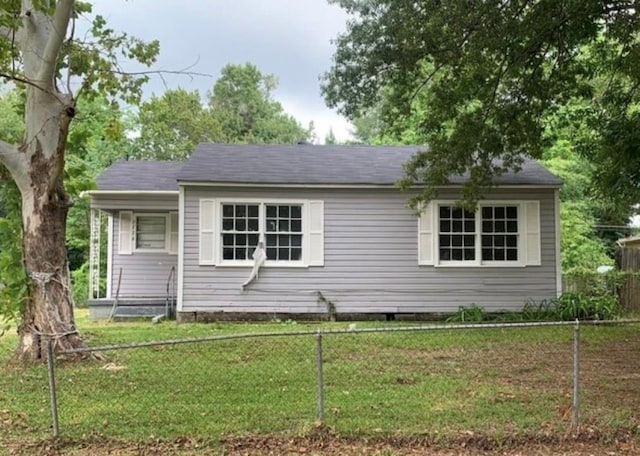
<box><xmin>0</xmin><ymin>139</ymin><xmax>24</xmax><ymax>178</ymax></box>
<box><xmin>0</xmin><ymin>72</ymin><xmax>66</xmax><ymax>105</ymax></box>
<box><xmin>38</xmin><ymin>0</ymin><xmax>73</xmax><ymax>87</ymax></box>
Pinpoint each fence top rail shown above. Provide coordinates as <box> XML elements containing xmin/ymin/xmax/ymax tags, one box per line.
<box><xmin>59</xmin><ymin>319</ymin><xmax>640</xmax><ymax>355</ymax></box>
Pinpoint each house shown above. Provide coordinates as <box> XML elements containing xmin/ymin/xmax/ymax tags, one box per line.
<box><xmin>86</xmin><ymin>144</ymin><xmax>563</xmax><ymax>321</ymax></box>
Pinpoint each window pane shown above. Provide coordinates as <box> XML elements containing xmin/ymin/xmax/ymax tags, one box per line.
<box><xmin>506</xmin><ymin>206</ymin><xmax>518</xmax><ymax>218</ymax></box>
<box><xmin>507</xmin><ymin>248</ymin><xmax>518</xmax><ymax>261</ymax></box>
<box><xmin>235</xmin><ymin>205</ymin><xmax>245</xmax><ymax>217</ymax></box>
<box><xmin>464</xmin><ymin>220</ymin><xmax>475</xmax><ymax>232</ymax></box>
<box><xmin>291</xmin><ymin>235</ymin><xmax>302</xmax><ymax>247</ymax></box>
<box><xmin>482</xmin><ymin>221</ymin><xmax>493</xmax><ymax>233</ymax></box>
<box><xmin>279</xmin><ymin>234</ymin><xmax>290</xmax><ymax>247</ymax></box>
<box><xmin>279</xmin><ymin>220</ymin><xmax>290</xmax><ymax>231</ymax></box>
<box><xmin>482</xmin><ymin>206</ymin><xmax>492</xmax><ymax>219</ymax></box>
<box><xmin>266</xmin><ymin>235</ymin><xmax>277</xmax><ymax>246</ymax></box>
<box><xmin>249</xmin><ymin>234</ymin><xmax>259</xmax><ymax>246</ymax></box>
<box><xmin>495</xmin><ymin>206</ymin><xmax>505</xmax><ymax>218</ymax></box>
<box><xmin>278</xmin><ymin>248</ymin><xmax>289</xmax><ymax>260</ymax></box>
<box><xmin>248</xmin><ymin>219</ymin><xmax>259</xmax><ymax>231</ymax></box>
<box><xmin>507</xmin><ymin>221</ymin><xmax>518</xmax><ymax>232</ymax></box>
<box><xmin>291</xmin><ymin>248</ymin><xmax>302</xmax><ymax>260</ymax></box>
<box><xmin>235</xmin><ymin>219</ymin><xmax>246</xmax><ymax>231</ymax></box>
<box><xmin>223</xmin><ymin>205</ymin><xmax>233</xmax><ymax>217</ymax></box>
<box><xmin>279</xmin><ymin>205</ymin><xmax>289</xmax><ymax>217</ymax></box>
<box><xmin>440</xmin><ymin>206</ymin><xmax>451</xmax><ymax>218</ymax></box>
<box><xmin>267</xmin><ymin>220</ymin><xmax>277</xmax><ymax>232</ymax></box>
<box><xmin>495</xmin><ymin>236</ymin><xmax>505</xmax><ymax>247</ymax></box>
<box><xmin>222</xmin><ymin>234</ymin><xmax>234</xmax><ymax>246</ymax></box>
<box><xmin>495</xmin><ymin>249</ymin><xmax>505</xmax><ymax>261</ymax></box>
<box><xmin>482</xmin><ymin>235</ymin><xmax>492</xmax><ymax>247</ymax></box>
<box><xmin>223</xmin><ymin>248</ymin><xmax>234</xmax><ymax>260</ymax></box>
<box><xmin>506</xmin><ymin>235</ymin><xmax>517</xmax><ymax>247</ymax></box>
<box><xmin>291</xmin><ymin>220</ymin><xmax>302</xmax><ymax>232</ymax></box>
<box><xmin>464</xmin><ymin>248</ymin><xmax>475</xmax><ymax>260</ymax></box>
<box><xmin>440</xmin><ymin>249</ymin><xmax>451</xmax><ymax>261</ymax></box>
<box><xmin>495</xmin><ymin>221</ymin><xmax>505</xmax><ymax>232</ymax></box>
<box><xmin>237</xmin><ymin>234</ymin><xmax>246</xmax><ymax>245</ymax></box>
<box><xmin>235</xmin><ymin>248</ymin><xmax>246</xmax><ymax>260</ymax></box>
<box><xmin>452</xmin><ymin>220</ymin><xmax>462</xmax><ymax>232</ymax></box>
<box><xmin>452</xmin><ymin>207</ymin><xmax>462</xmax><ymax>218</ymax></box>
<box><xmin>452</xmin><ymin>249</ymin><xmax>463</xmax><ymax>261</ymax></box>
<box><xmin>463</xmin><ymin>235</ymin><xmax>474</xmax><ymax>247</ymax></box>
<box><xmin>222</xmin><ymin>219</ymin><xmax>233</xmax><ymax>231</ymax></box>
<box><xmin>266</xmin><ymin>248</ymin><xmax>277</xmax><ymax>260</ymax></box>
<box><xmin>452</xmin><ymin>235</ymin><xmax>462</xmax><ymax>247</ymax></box>
<box><xmin>440</xmin><ymin>220</ymin><xmax>450</xmax><ymax>232</ymax></box>
<box><xmin>482</xmin><ymin>248</ymin><xmax>493</xmax><ymax>261</ymax></box>
<box><xmin>291</xmin><ymin>206</ymin><xmax>302</xmax><ymax>218</ymax></box>
<box><xmin>248</xmin><ymin>205</ymin><xmax>259</xmax><ymax>217</ymax></box>
<box><xmin>440</xmin><ymin>235</ymin><xmax>451</xmax><ymax>247</ymax></box>
<box><xmin>266</xmin><ymin>205</ymin><xmax>276</xmax><ymax>218</ymax></box>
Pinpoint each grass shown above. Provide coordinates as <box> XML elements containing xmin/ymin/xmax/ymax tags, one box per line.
<box><xmin>0</xmin><ymin>310</ymin><xmax>639</xmax><ymax>449</ymax></box>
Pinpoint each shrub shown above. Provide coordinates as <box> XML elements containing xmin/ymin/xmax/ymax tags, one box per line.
<box><xmin>446</xmin><ymin>304</ymin><xmax>487</xmax><ymax>322</ymax></box>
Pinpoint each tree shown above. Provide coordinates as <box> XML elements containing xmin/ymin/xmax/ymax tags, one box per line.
<box><xmin>323</xmin><ymin>1</ymin><xmax>640</xmax><ymax>210</ymax></box>
<box><xmin>134</xmin><ymin>88</ymin><xmax>221</xmax><ymax>160</ymax></box>
<box><xmin>0</xmin><ymin>1</ymin><xmax>158</xmax><ymax>361</ymax></box>
<box><xmin>209</xmin><ymin>63</ymin><xmax>311</xmax><ymax>144</ymax></box>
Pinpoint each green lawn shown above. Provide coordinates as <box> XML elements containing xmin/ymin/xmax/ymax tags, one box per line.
<box><xmin>1</xmin><ymin>311</ymin><xmax>638</xmax><ymax>447</ymax></box>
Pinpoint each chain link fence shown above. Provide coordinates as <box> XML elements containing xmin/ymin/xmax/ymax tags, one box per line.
<box><xmin>39</xmin><ymin>320</ymin><xmax>640</xmax><ymax>441</ymax></box>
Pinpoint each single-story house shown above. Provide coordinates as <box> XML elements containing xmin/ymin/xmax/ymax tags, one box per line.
<box><xmin>86</xmin><ymin>144</ymin><xmax>563</xmax><ymax>321</ymax></box>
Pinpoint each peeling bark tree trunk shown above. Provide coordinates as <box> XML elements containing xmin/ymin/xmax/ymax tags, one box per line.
<box><xmin>0</xmin><ymin>0</ymin><xmax>85</xmax><ymax>362</ymax></box>
<box><xmin>16</xmin><ymin>90</ymin><xmax>83</xmax><ymax>361</ymax></box>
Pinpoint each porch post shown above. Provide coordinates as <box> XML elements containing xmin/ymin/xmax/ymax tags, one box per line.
<box><xmin>89</xmin><ymin>208</ymin><xmax>101</xmax><ymax>299</ymax></box>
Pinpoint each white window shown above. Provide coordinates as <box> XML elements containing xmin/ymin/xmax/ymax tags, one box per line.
<box><xmin>418</xmin><ymin>201</ymin><xmax>540</xmax><ymax>267</ymax></box>
<box><xmin>198</xmin><ymin>199</ymin><xmax>324</xmax><ymax>267</ymax></box>
<box><xmin>135</xmin><ymin>215</ymin><xmax>167</xmax><ymax>250</ymax></box>
<box><xmin>118</xmin><ymin>211</ymin><xmax>178</xmax><ymax>255</ymax></box>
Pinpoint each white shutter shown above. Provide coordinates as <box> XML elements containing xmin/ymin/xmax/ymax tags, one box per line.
<box><xmin>418</xmin><ymin>203</ymin><xmax>434</xmax><ymax>265</ymax></box>
<box><xmin>118</xmin><ymin>211</ymin><xmax>133</xmax><ymax>255</ymax></box>
<box><xmin>307</xmin><ymin>201</ymin><xmax>324</xmax><ymax>266</ymax></box>
<box><xmin>199</xmin><ymin>199</ymin><xmax>216</xmax><ymax>265</ymax></box>
<box><xmin>524</xmin><ymin>201</ymin><xmax>541</xmax><ymax>266</ymax></box>
<box><xmin>168</xmin><ymin>212</ymin><xmax>179</xmax><ymax>255</ymax></box>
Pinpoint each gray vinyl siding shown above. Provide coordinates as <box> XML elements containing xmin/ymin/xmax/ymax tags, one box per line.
<box><xmin>181</xmin><ymin>186</ymin><xmax>559</xmax><ymax>314</ymax></box>
<box><xmin>105</xmin><ymin>195</ymin><xmax>178</xmax><ymax>298</ymax></box>
<box><xmin>91</xmin><ymin>193</ymin><xmax>178</xmax><ymax>211</ymax></box>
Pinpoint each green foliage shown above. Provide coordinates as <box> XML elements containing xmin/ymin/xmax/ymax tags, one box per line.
<box><xmin>324</xmin><ymin>0</ymin><xmax>640</xmax><ymax>210</ymax></box>
<box><xmin>0</xmin><ymin>179</ymin><xmax>28</xmax><ymax>329</ymax></box>
<box><xmin>208</xmin><ymin>63</ymin><xmax>312</xmax><ymax>144</ymax></box>
<box><xmin>445</xmin><ymin>304</ymin><xmax>487</xmax><ymax>323</ymax></box>
<box><xmin>133</xmin><ymin>89</ymin><xmax>220</xmax><ymax>160</ymax></box>
<box><xmin>132</xmin><ymin>64</ymin><xmax>312</xmax><ymax>160</ymax></box>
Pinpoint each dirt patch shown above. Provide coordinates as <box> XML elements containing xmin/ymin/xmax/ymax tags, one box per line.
<box><xmin>4</xmin><ymin>430</ymin><xmax>640</xmax><ymax>456</ymax></box>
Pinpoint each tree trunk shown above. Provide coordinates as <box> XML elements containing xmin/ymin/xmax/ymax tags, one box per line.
<box><xmin>15</xmin><ymin>90</ymin><xmax>84</xmax><ymax>362</ymax></box>
<box><xmin>17</xmin><ymin>184</ymin><xmax>83</xmax><ymax>361</ymax></box>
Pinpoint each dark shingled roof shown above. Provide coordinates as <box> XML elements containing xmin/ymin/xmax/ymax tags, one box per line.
<box><xmin>95</xmin><ymin>144</ymin><xmax>562</xmax><ymax>191</ymax></box>
<box><xmin>96</xmin><ymin>160</ymin><xmax>183</xmax><ymax>191</ymax></box>
<box><xmin>177</xmin><ymin>144</ymin><xmax>562</xmax><ymax>186</ymax></box>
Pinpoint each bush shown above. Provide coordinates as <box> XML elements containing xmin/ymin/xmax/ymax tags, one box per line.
<box><xmin>446</xmin><ymin>304</ymin><xmax>487</xmax><ymax>322</ymax></box>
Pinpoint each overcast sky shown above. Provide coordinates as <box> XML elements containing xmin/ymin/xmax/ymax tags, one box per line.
<box><xmin>87</xmin><ymin>1</ymin><xmax>353</xmax><ymax>143</ymax></box>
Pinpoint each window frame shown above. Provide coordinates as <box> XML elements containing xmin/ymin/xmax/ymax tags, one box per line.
<box><xmin>132</xmin><ymin>212</ymin><xmax>174</xmax><ymax>254</ymax></box>
<box><xmin>215</xmin><ymin>198</ymin><xmax>309</xmax><ymax>268</ymax></box>
<box><xmin>434</xmin><ymin>200</ymin><xmax>525</xmax><ymax>268</ymax></box>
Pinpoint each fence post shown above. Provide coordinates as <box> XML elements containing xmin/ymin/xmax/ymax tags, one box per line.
<box><xmin>572</xmin><ymin>319</ymin><xmax>580</xmax><ymax>432</ymax></box>
<box><xmin>46</xmin><ymin>339</ymin><xmax>60</xmax><ymax>438</ymax></box>
<box><xmin>316</xmin><ymin>330</ymin><xmax>324</xmax><ymax>424</ymax></box>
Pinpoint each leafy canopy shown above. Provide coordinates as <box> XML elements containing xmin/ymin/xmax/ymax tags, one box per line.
<box><xmin>323</xmin><ymin>0</ymin><xmax>640</xmax><ymax>208</ymax></box>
